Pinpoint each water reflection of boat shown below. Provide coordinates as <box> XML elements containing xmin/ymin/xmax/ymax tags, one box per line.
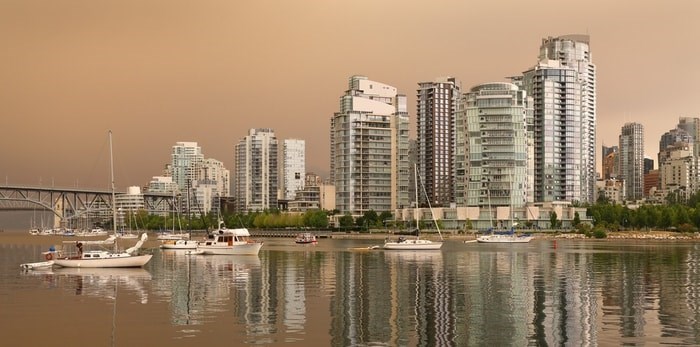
<box><xmin>384</xmin><ymin>249</ymin><xmax>444</xmax><ymax>264</ymax></box>
<box><xmin>52</xmin><ymin>267</ymin><xmax>152</xmax><ymax>279</ymax></box>
<box><xmin>48</xmin><ymin>267</ymin><xmax>152</xmax><ymax>303</ymax></box>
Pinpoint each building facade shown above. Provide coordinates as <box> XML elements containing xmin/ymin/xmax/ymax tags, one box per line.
<box><xmin>455</xmin><ymin>82</ymin><xmax>533</xmax><ymax>224</ymax></box>
<box><xmin>521</xmin><ymin>35</ymin><xmax>596</xmax><ymax>204</ymax></box>
<box><xmin>330</xmin><ymin>75</ymin><xmax>409</xmax><ymax>215</ymax></box>
<box><xmin>619</xmin><ymin>122</ymin><xmax>644</xmax><ymax>201</ymax></box>
<box><xmin>171</xmin><ymin>142</ymin><xmax>204</xmax><ymax>193</ymax></box>
<box><xmin>199</xmin><ymin>158</ymin><xmax>230</xmax><ymax>198</ymax></box>
<box><xmin>539</xmin><ymin>35</ymin><xmax>597</xmax><ymax>203</ymax></box>
<box><xmin>234</xmin><ymin>128</ymin><xmax>278</xmax><ymax>212</ymax></box>
<box><xmin>416</xmin><ymin>77</ymin><xmax>460</xmax><ymax>207</ymax></box>
<box><xmin>602</xmin><ymin>145</ymin><xmax>619</xmax><ymax>179</ymax></box>
<box><xmin>282</xmin><ymin>139</ymin><xmax>306</xmax><ymax>201</ymax></box>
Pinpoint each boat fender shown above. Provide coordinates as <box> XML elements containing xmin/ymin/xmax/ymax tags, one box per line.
<box><xmin>45</xmin><ymin>252</ymin><xmax>53</xmax><ymax>261</ymax></box>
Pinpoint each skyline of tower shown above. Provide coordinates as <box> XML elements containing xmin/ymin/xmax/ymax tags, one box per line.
<box><xmin>539</xmin><ymin>35</ymin><xmax>597</xmax><ymax>203</ymax></box>
<box><xmin>416</xmin><ymin>77</ymin><xmax>460</xmax><ymax>207</ymax></box>
<box><xmin>234</xmin><ymin>128</ymin><xmax>278</xmax><ymax>212</ymax></box>
<box><xmin>456</xmin><ymin>82</ymin><xmax>533</xmax><ymax>210</ymax></box>
<box><xmin>330</xmin><ymin>75</ymin><xmax>409</xmax><ymax>215</ymax></box>
<box><xmin>282</xmin><ymin>139</ymin><xmax>306</xmax><ymax>201</ymax></box>
<box><xmin>619</xmin><ymin>122</ymin><xmax>644</xmax><ymax>201</ymax></box>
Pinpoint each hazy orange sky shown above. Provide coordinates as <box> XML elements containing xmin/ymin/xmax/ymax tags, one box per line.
<box><xmin>2</xmin><ymin>0</ymin><xmax>699</xmax><ymax>191</ymax></box>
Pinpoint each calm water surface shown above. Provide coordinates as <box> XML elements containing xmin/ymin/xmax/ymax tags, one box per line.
<box><xmin>1</xmin><ymin>232</ymin><xmax>700</xmax><ymax>346</ymax></box>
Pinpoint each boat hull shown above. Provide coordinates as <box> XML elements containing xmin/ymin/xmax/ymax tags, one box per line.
<box><xmin>53</xmin><ymin>254</ymin><xmax>153</xmax><ymax>268</ymax></box>
<box><xmin>383</xmin><ymin>239</ymin><xmax>443</xmax><ymax>250</ymax></box>
<box><xmin>476</xmin><ymin>235</ymin><xmax>533</xmax><ymax>243</ymax></box>
<box><xmin>160</xmin><ymin>240</ymin><xmax>198</xmax><ymax>250</ymax></box>
<box><xmin>198</xmin><ymin>242</ymin><xmax>263</xmax><ymax>255</ymax></box>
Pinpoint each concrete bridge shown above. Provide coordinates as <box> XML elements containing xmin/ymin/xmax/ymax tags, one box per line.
<box><xmin>0</xmin><ymin>185</ymin><xmax>175</xmax><ymax>224</ymax></box>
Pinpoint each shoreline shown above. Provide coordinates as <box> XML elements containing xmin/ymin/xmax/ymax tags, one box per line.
<box><xmin>2</xmin><ymin>230</ymin><xmax>699</xmax><ymax>246</ymax></box>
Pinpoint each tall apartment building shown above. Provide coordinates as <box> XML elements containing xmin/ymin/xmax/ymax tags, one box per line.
<box><xmin>234</xmin><ymin>128</ymin><xmax>278</xmax><ymax>212</ymax></box>
<box><xmin>658</xmin><ymin>127</ymin><xmax>692</xmax><ymax>167</ymax></box>
<box><xmin>416</xmin><ymin>77</ymin><xmax>460</xmax><ymax>207</ymax></box>
<box><xmin>281</xmin><ymin>139</ymin><xmax>306</xmax><ymax>201</ymax></box>
<box><xmin>171</xmin><ymin>142</ymin><xmax>204</xmax><ymax>193</ymax></box>
<box><xmin>199</xmin><ymin>158</ymin><xmax>230</xmax><ymax>198</ymax></box>
<box><xmin>619</xmin><ymin>122</ymin><xmax>644</xmax><ymax>201</ymax></box>
<box><xmin>540</xmin><ymin>35</ymin><xmax>597</xmax><ymax>203</ymax></box>
<box><xmin>330</xmin><ymin>75</ymin><xmax>409</xmax><ymax>215</ymax></box>
<box><xmin>455</xmin><ymin>82</ymin><xmax>533</xmax><ymax>210</ymax></box>
<box><xmin>659</xmin><ymin>143</ymin><xmax>694</xmax><ymax>200</ymax></box>
<box><xmin>521</xmin><ymin>35</ymin><xmax>596</xmax><ymax>204</ymax></box>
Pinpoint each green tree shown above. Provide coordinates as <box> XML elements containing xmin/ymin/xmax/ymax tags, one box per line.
<box><xmin>549</xmin><ymin>211</ymin><xmax>559</xmax><ymax>229</ymax></box>
<box><xmin>338</xmin><ymin>213</ymin><xmax>354</xmax><ymax>230</ymax></box>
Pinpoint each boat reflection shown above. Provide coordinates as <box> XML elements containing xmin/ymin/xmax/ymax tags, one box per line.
<box><xmin>155</xmin><ymin>250</ymin><xmax>262</xmax><ymax>326</ymax></box>
<box><xmin>23</xmin><ymin>267</ymin><xmax>152</xmax><ymax>303</ymax></box>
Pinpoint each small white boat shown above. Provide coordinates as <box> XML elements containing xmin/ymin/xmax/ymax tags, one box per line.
<box><xmin>295</xmin><ymin>232</ymin><xmax>317</xmax><ymax>244</ymax></box>
<box><xmin>476</xmin><ymin>232</ymin><xmax>533</xmax><ymax>243</ymax></box>
<box><xmin>383</xmin><ymin>236</ymin><xmax>443</xmax><ymax>250</ymax></box>
<box><xmin>195</xmin><ymin>220</ymin><xmax>263</xmax><ymax>255</ymax></box>
<box><xmin>20</xmin><ymin>260</ymin><xmax>54</xmax><ymax>270</ymax></box>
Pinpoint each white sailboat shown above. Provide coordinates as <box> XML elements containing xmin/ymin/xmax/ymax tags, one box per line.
<box><xmin>52</xmin><ymin>131</ymin><xmax>153</xmax><ymax>268</ymax></box>
<box><xmin>476</xmin><ymin>173</ymin><xmax>532</xmax><ymax>244</ymax></box>
<box><xmin>160</xmin><ymin>182</ymin><xmax>198</xmax><ymax>249</ymax></box>
<box><xmin>384</xmin><ymin>164</ymin><xmax>443</xmax><ymax>250</ymax></box>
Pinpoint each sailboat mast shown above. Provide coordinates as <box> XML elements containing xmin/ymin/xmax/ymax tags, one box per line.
<box><xmin>414</xmin><ymin>163</ymin><xmax>419</xmax><ymax>233</ymax></box>
<box><xmin>109</xmin><ymin>130</ymin><xmax>117</xmax><ymax>234</ymax></box>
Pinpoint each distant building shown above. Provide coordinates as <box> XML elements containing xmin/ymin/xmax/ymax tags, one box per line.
<box><xmin>234</xmin><ymin>128</ymin><xmax>278</xmax><ymax>211</ymax></box>
<box><xmin>287</xmin><ymin>173</ymin><xmax>335</xmax><ymax>212</ymax></box>
<box><xmin>643</xmin><ymin>157</ymin><xmax>654</xmax><ymax>175</ymax></box>
<box><xmin>596</xmin><ymin>178</ymin><xmax>625</xmax><ymax>204</ymax></box>
<box><xmin>147</xmin><ymin>176</ymin><xmax>179</xmax><ymax>194</ymax></box>
<box><xmin>199</xmin><ymin>158</ymin><xmax>230</xmax><ymax>198</ymax></box>
<box><xmin>115</xmin><ymin>186</ymin><xmax>145</xmax><ymax>229</ymax></box>
<box><xmin>602</xmin><ymin>145</ymin><xmax>619</xmax><ymax>179</ymax></box>
<box><xmin>659</xmin><ymin>143</ymin><xmax>693</xmax><ymax>201</ymax></box>
<box><xmin>281</xmin><ymin>139</ymin><xmax>305</xmax><ymax>201</ymax></box>
<box><xmin>658</xmin><ymin>127</ymin><xmax>692</xmax><ymax>168</ymax></box>
<box><xmin>619</xmin><ymin>122</ymin><xmax>644</xmax><ymax>201</ymax></box>
<box><xmin>171</xmin><ymin>142</ymin><xmax>203</xmax><ymax>193</ymax></box>
<box><xmin>644</xmin><ymin>169</ymin><xmax>659</xmax><ymax>197</ymax></box>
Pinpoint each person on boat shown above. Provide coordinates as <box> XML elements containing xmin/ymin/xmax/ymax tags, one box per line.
<box><xmin>76</xmin><ymin>242</ymin><xmax>83</xmax><ymax>255</ymax></box>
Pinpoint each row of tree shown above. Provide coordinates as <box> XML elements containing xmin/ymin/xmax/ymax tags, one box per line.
<box><xmin>113</xmin><ymin>196</ymin><xmax>700</xmax><ymax>234</ymax></box>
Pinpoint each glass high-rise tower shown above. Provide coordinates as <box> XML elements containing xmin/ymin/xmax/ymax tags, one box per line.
<box><xmin>521</xmin><ymin>35</ymin><xmax>596</xmax><ymax>203</ymax></box>
<box><xmin>455</xmin><ymin>82</ymin><xmax>533</xmax><ymax>209</ymax></box>
<box><xmin>619</xmin><ymin>122</ymin><xmax>644</xmax><ymax>201</ymax></box>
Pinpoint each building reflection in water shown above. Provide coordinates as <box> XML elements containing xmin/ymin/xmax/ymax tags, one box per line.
<box><xmin>119</xmin><ymin>241</ymin><xmax>700</xmax><ymax>345</ymax></box>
